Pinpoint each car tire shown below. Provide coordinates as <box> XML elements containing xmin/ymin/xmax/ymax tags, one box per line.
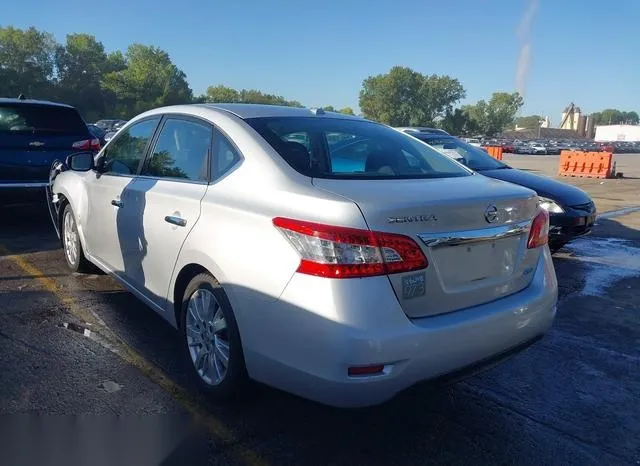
<box><xmin>61</xmin><ymin>204</ymin><xmax>93</xmax><ymax>273</ymax></box>
<box><xmin>180</xmin><ymin>273</ymin><xmax>248</xmax><ymax>400</ymax></box>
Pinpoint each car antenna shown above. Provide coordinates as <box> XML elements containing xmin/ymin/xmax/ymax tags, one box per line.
<box><xmin>17</xmin><ymin>93</ymin><xmax>26</xmax><ymax>100</ymax></box>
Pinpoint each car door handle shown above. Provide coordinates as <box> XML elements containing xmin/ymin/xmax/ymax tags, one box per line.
<box><xmin>111</xmin><ymin>199</ymin><xmax>123</xmax><ymax>208</ymax></box>
<box><xmin>165</xmin><ymin>216</ymin><xmax>187</xmax><ymax>227</ymax></box>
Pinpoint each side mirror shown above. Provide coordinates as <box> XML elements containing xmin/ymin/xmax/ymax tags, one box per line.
<box><xmin>66</xmin><ymin>152</ymin><xmax>95</xmax><ymax>172</ymax></box>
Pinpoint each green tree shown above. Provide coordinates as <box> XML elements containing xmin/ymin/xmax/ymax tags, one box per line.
<box><xmin>515</xmin><ymin>114</ymin><xmax>543</xmax><ymax>129</ymax></box>
<box><xmin>322</xmin><ymin>105</ymin><xmax>336</xmax><ymax>112</ymax></box>
<box><xmin>439</xmin><ymin>108</ymin><xmax>478</xmax><ymax>136</ymax></box>
<box><xmin>463</xmin><ymin>92</ymin><xmax>524</xmax><ymax>135</ymax></box>
<box><xmin>359</xmin><ymin>66</ymin><xmax>465</xmax><ymax>126</ymax></box>
<box><xmin>0</xmin><ymin>26</ymin><xmax>56</xmax><ymax>98</ymax></box>
<box><xmin>201</xmin><ymin>85</ymin><xmax>302</xmax><ymax>107</ymax></box>
<box><xmin>592</xmin><ymin>109</ymin><xmax>639</xmax><ymax>125</ymax></box>
<box><xmin>102</xmin><ymin>44</ymin><xmax>192</xmax><ymax>118</ymax></box>
<box><xmin>204</xmin><ymin>85</ymin><xmax>240</xmax><ymax>103</ymax></box>
<box><xmin>339</xmin><ymin>107</ymin><xmax>355</xmax><ymax>115</ymax></box>
<box><xmin>54</xmin><ymin>34</ymin><xmax>120</xmax><ymax>121</ymax></box>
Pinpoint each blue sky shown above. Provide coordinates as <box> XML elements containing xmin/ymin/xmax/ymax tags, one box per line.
<box><xmin>5</xmin><ymin>0</ymin><xmax>640</xmax><ymax>122</ymax></box>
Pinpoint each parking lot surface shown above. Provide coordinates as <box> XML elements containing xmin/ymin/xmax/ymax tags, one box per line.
<box><xmin>1</xmin><ymin>158</ymin><xmax>639</xmax><ymax>465</ymax></box>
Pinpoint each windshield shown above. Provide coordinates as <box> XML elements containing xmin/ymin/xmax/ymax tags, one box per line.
<box><xmin>245</xmin><ymin>117</ymin><xmax>472</xmax><ymax>180</ymax></box>
<box><xmin>0</xmin><ymin>104</ymin><xmax>87</xmax><ymax>134</ymax></box>
<box><xmin>413</xmin><ymin>135</ymin><xmax>508</xmax><ymax>171</ymax></box>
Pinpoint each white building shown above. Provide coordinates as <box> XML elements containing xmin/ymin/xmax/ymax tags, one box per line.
<box><xmin>594</xmin><ymin>124</ymin><xmax>640</xmax><ymax>142</ymax></box>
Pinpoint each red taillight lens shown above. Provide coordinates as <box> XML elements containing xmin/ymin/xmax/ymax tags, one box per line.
<box><xmin>72</xmin><ymin>138</ymin><xmax>101</xmax><ymax>151</ymax></box>
<box><xmin>527</xmin><ymin>209</ymin><xmax>550</xmax><ymax>249</ymax></box>
<box><xmin>273</xmin><ymin>217</ymin><xmax>428</xmax><ymax>279</ymax></box>
<box><xmin>348</xmin><ymin>365</ymin><xmax>385</xmax><ymax>377</ymax></box>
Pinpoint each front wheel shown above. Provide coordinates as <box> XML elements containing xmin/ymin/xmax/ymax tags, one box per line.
<box><xmin>61</xmin><ymin>204</ymin><xmax>92</xmax><ymax>273</ymax></box>
<box><xmin>180</xmin><ymin>273</ymin><xmax>247</xmax><ymax>400</ymax></box>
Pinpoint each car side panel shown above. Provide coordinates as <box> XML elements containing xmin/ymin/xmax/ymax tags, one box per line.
<box><xmin>52</xmin><ymin>171</ymin><xmax>92</xmax><ymax>255</ymax></box>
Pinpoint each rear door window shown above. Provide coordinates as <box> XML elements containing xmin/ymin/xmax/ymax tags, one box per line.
<box><xmin>0</xmin><ymin>104</ymin><xmax>87</xmax><ymax>135</ymax></box>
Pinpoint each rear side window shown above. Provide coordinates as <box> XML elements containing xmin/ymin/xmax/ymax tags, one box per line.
<box><xmin>211</xmin><ymin>128</ymin><xmax>241</xmax><ymax>180</ymax></box>
<box><xmin>0</xmin><ymin>104</ymin><xmax>87</xmax><ymax>134</ymax></box>
<box><xmin>245</xmin><ymin>117</ymin><xmax>471</xmax><ymax>180</ymax></box>
<box><xmin>143</xmin><ymin>118</ymin><xmax>213</xmax><ymax>181</ymax></box>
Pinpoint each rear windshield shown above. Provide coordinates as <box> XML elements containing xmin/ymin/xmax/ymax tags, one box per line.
<box><xmin>245</xmin><ymin>117</ymin><xmax>471</xmax><ymax>180</ymax></box>
<box><xmin>0</xmin><ymin>104</ymin><xmax>87</xmax><ymax>135</ymax></box>
<box><xmin>414</xmin><ymin>135</ymin><xmax>506</xmax><ymax>171</ymax></box>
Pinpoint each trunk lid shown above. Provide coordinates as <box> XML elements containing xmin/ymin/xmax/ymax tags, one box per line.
<box><xmin>313</xmin><ymin>174</ymin><xmax>542</xmax><ymax>318</ymax></box>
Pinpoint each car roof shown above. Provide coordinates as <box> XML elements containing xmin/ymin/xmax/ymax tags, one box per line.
<box><xmin>0</xmin><ymin>97</ymin><xmax>75</xmax><ymax>109</ymax></box>
<box><xmin>190</xmin><ymin>103</ymin><xmax>363</xmax><ymax>120</ymax></box>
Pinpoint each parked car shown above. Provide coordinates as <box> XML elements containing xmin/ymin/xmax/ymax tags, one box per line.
<box><xmin>103</xmin><ymin>130</ymin><xmax>118</xmax><ymax>143</ymax></box>
<box><xmin>87</xmin><ymin>124</ymin><xmax>107</xmax><ymax>146</ymax></box>
<box><xmin>0</xmin><ymin>96</ymin><xmax>100</xmax><ymax>202</ymax></box>
<box><xmin>94</xmin><ymin>119</ymin><xmax>127</xmax><ymax>132</ymax></box>
<box><xmin>407</xmin><ymin>133</ymin><xmax>596</xmax><ymax>252</ymax></box>
<box><xmin>463</xmin><ymin>137</ymin><xmax>482</xmax><ymax>147</ymax></box>
<box><xmin>49</xmin><ymin>104</ymin><xmax>557</xmax><ymax>408</ymax></box>
<box><xmin>528</xmin><ymin>143</ymin><xmax>547</xmax><ymax>155</ymax></box>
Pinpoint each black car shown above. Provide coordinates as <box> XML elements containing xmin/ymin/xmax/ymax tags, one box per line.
<box><xmin>409</xmin><ymin>133</ymin><xmax>596</xmax><ymax>252</ymax></box>
<box><xmin>0</xmin><ymin>97</ymin><xmax>99</xmax><ymax>202</ymax></box>
<box><xmin>87</xmin><ymin>123</ymin><xmax>107</xmax><ymax>145</ymax></box>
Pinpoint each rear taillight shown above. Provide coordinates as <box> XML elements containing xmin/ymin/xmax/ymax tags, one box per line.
<box><xmin>273</xmin><ymin>217</ymin><xmax>428</xmax><ymax>278</ymax></box>
<box><xmin>72</xmin><ymin>138</ymin><xmax>101</xmax><ymax>151</ymax></box>
<box><xmin>527</xmin><ymin>209</ymin><xmax>549</xmax><ymax>249</ymax></box>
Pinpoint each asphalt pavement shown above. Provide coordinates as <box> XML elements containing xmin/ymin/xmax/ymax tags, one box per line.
<box><xmin>1</xmin><ymin>200</ymin><xmax>639</xmax><ymax>466</ymax></box>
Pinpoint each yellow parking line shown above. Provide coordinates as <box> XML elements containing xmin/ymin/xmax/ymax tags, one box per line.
<box><xmin>0</xmin><ymin>245</ymin><xmax>268</xmax><ymax>466</ymax></box>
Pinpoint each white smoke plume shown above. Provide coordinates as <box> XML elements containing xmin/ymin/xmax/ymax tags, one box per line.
<box><xmin>516</xmin><ymin>0</ymin><xmax>539</xmax><ymax>98</ymax></box>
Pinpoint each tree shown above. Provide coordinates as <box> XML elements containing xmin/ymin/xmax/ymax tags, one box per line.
<box><xmin>463</xmin><ymin>92</ymin><xmax>524</xmax><ymax>135</ymax></box>
<box><xmin>359</xmin><ymin>66</ymin><xmax>465</xmax><ymax>126</ymax></box>
<box><xmin>439</xmin><ymin>108</ymin><xmax>478</xmax><ymax>135</ymax></box>
<box><xmin>515</xmin><ymin>114</ymin><xmax>543</xmax><ymax>129</ymax></box>
<box><xmin>204</xmin><ymin>85</ymin><xmax>240</xmax><ymax>103</ymax></box>
<box><xmin>322</xmin><ymin>105</ymin><xmax>336</xmax><ymax>112</ymax></box>
<box><xmin>0</xmin><ymin>26</ymin><xmax>56</xmax><ymax>98</ymax></box>
<box><xmin>54</xmin><ymin>34</ymin><xmax>119</xmax><ymax>121</ymax></box>
<box><xmin>201</xmin><ymin>85</ymin><xmax>302</xmax><ymax>107</ymax></box>
<box><xmin>102</xmin><ymin>44</ymin><xmax>192</xmax><ymax>118</ymax></box>
<box><xmin>591</xmin><ymin>109</ymin><xmax>639</xmax><ymax>125</ymax></box>
<box><xmin>339</xmin><ymin>107</ymin><xmax>355</xmax><ymax>115</ymax></box>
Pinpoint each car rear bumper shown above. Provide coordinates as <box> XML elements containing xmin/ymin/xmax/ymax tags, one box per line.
<box><xmin>0</xmin><ymin>183</ymin><xmax>49</xmax><ymax>206</ymax></box>
<box><xmin>549</xmin><ymin>208</ymin><xmax>596</xmax><ymax>245</ymax></box>
<box><xmin>242</xmin><ymin>247</ymin><xmax>558</xmax><ymax>408</ymax></box>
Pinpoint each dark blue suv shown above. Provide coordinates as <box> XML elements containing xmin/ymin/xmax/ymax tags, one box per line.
<box><xmin>0</xmin><ymin>96</ymin><xmax>99</xmax><ymax>202</ymax></box>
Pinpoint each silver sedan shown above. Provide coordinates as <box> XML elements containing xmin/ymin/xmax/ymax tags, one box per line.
<box><xmin>48</xmin><ymin>104</ymin><xmax>558</xmax><ymax>407</ymax></box>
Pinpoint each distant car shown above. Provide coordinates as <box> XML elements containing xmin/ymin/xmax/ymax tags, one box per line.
<box><xmin>528</xmin><ymin>143</ymin><xmax>547</xmax><ymax>155</ymax></box>
<box><xmin>94</xmin><ymin>119</ymin><xmax>120</xmax><ymax>132</ymax></box>
<box><xmin>394</xmin><ymin>127</ymin><xmax>450</xmax><ymax>136</ymax></box>
<box><xmin>103</xmin><ymin>130</ymin><xmax>118</xmax><ymax>143</ymax></box>
<box><xmin>48</xmin><ymin>103</ymin><xmax>557</xmax><ymax>408</ymax></box>
<box><xmin>87</xmin><ymin>124</ymin><xmax>107</xmax><ymax>146</ymax></box>
<box><xmin>112</xmin><ymin>120</ymin><xmax>127</xmax><ymax>131</ymax></box>
<box><xmin>407</xmin><ymin>133</ymin><xmax>596</xmax><ymax>252</ymax></box>
<box><xmin>464</xmin><ymin>138</ymin><xmax>482</xmax><ymax>147</ymax></box>
<box><xmin>0</xmin><ymin>97</ymin><xmax>99</xmax><ymax>201</ymax></box>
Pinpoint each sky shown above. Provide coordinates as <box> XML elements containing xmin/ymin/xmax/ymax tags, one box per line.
<box><xmin>5</xmin><ymin>0</ymin><xmax>640</xmax><ymax>122</ymax></box>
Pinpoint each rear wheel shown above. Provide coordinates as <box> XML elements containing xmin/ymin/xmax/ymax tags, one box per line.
<box><xmin>61</xmin><ymin>204</ymin><xmax>92</xmax><ymax>273</ymax></box>
<box><xmin>180</xmin><ymin>273</ymin><xmax>247</xmax><ymax>400</ymax></box>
